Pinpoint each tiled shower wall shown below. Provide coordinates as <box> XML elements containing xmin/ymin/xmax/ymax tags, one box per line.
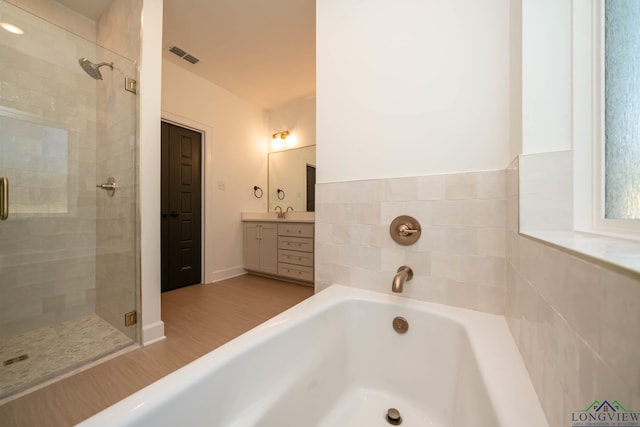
<box><xmin>94</xmin><ymin>0</ymin><xmax>141</xmax><ymax>339</ymax></box>
<box><xmin>0</xmin><ymin>3</ymin><xmax>98</xmax><ymax>339</ymax></box>
<box><xmin>505</xmin><ymin>158</ymin><xmax>640</xmax><ymax>427</ymax></box>
<box><xmin>0</xmin><ymin>0</ymin><xmax>141</xmax><ymax>341</ymax></box>
<box><xmin>315</xmin><ymin>170</ymin><xmax>507</xmax><ymax>314</ymax></box>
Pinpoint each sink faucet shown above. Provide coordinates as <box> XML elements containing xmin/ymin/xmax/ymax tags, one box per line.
<box><xmin>285</xmin><ymin>206</ymin><xmax>293</xmax><ymax>218</ymax></box>
<box><xmin>275</xmin><ymin>206</ymin><xmax>284</xmax><ymax>219</ymax></box>
<box><xmin>392</xmin><ymin>266</ymin><xmax>413</xmax><ymax>293</ymax></box>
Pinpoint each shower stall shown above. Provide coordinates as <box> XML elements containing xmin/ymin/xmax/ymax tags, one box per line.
<box><xmin>0</xmin><ymin>0</ymin><xmax>139</xmax><ymax>399</ymax></box>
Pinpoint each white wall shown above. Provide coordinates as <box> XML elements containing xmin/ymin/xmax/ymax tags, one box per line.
<box><xmin>521</xmin><ymin>0</ymin><xmax>572</xmax><ymax>154</ymax></box>
<box><xmin>161</xmin><ymin>59</ymin><xmax>268</xmax><ymax>283</ymax></box>
<box><xmin>509</xmin><ymin>0</ymin><xmax>523</xmax><ymax>160</ymax></box>
<box><xmin>140</xmin><ymin>0</ymin><xmax>164</xmax><ymax>345</ymax></box>
<box><xmin>267</xmin><ymin>96</ymin><xmax>316</xmax><ymax>151</ymax></box>
<box><xmin>510</xmin><ymin>0</ymin><xmax>574</xmax><ymax>159</ymax></box>
<box><xmin>317</xmin><ymin>0</ymin><xmax>510</xmax><ymax>183</ymax></box>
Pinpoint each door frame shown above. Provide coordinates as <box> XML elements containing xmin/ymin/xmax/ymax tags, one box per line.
<box><xmin>161</xmin><ymin>112</ymin><xmax>208</xmax><ymax>285</ymax></box>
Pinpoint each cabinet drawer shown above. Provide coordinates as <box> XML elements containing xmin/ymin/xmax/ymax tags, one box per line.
<box><xmin>278</xmin><ymin>249</ymin><xmax>314</xmax><ymax>267</ymax></box>
<box><xmin>278</xmin><ymin>223</ymin><xmax>314</xmax><ymax>238</ymax></box>
<box><xmin>278</xmin><ymin>236</ymin><xmax>313</xmax><ymax>253</ymax></box>
<box><xmin>278</xmin><ymin>263</ymin><xmax>313</xmax><ymax>282</ymax></box>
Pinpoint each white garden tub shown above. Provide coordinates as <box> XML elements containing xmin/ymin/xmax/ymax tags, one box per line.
<box><xmin>78</xmin><ymin>285</ymin><xmax>548</xmax><ymax>427</ymax></box>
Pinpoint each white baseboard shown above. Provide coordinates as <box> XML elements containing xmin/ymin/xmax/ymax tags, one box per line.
<box><xmin>206</xmin><ymin>266</ymin><xmax>247</xmax><ymax>284</ymax></box>
<box><xmin>142</xmin><ymin>320</ymin><xmax>166</xmax><ymax>346</ymax></box>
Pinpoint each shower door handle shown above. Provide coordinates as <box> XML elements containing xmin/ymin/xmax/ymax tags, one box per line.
<box><xmin>0</xmin><ymin>177</ymin><xmax>8</xmax><ymax>221</ymax></box>
<box><xmin>96</xmin><ymin>177</ymin><xmax>117</xmax><ymax>197</ymax></box>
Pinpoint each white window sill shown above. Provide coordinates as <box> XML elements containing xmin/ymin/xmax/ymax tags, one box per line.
<box><xmin>521</xmin><ymin>230</ymin><xmax>640</xmax><ymax>276</ymax></box>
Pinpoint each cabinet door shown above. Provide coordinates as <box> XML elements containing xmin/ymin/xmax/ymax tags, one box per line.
<box><xmin>243</xmin><ymin>222</ymin><xmax>261</xmax><ymax>271</ymax></box>
<box><xmin>259</xmin><ymin>223</ymin><xmax>278</xmax><ymax>275</ymax></box>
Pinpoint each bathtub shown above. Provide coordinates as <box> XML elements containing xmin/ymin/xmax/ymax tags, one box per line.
<box><xmin>78</xmin><ymin>285</ymin><xmax>548</xmax><ymax>427</ymax></box>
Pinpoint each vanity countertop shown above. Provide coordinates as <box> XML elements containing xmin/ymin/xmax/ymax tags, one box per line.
<box><xmin>241</xmin><ymin>212</ymin><xmax>315</xmax><ymax>223</ymax></box>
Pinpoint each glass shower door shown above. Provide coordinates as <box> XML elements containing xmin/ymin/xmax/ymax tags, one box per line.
<box><xmin>0</xmin><ymin>0</ymin><xmax>139</xmax><ymax>398</ymax></box>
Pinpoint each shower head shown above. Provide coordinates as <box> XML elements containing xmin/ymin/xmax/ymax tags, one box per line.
<box><xmin>78</xmin><ymin>58</ymin><xmax>113</xmax><ymax>80</ymax></box>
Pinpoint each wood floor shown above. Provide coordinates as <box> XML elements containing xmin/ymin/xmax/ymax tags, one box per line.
<box><xmin>0</xmin><ymin>275</ymin><xmax>313</xmax><ymax>426</ymax></box>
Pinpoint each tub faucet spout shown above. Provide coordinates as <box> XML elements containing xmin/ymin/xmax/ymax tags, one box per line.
<box><xmin>392</xmin><ymin>266</ymin><xmax>413</xmax><ymax>293</ymax></box>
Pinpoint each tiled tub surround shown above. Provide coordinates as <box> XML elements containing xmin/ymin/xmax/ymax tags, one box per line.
<box><xmin>316</xmin><ymin>166</ymin><xmax>640</xmax><ymax>427</ymax></box>
<box><xmin>315</xmin><ymin>169</ymin><xmax>507</xmax><ymax>314</ymax></box>
<box><xmin>505</xmin><ymin>158</ymin><xmax>640</xmax><ymax>427</ymax></box>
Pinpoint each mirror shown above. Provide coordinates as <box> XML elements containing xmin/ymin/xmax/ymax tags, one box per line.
<box><xmin>268</xmin><ymin>145</ymin><xmax>316</xmax><ymax>212</ymax></box>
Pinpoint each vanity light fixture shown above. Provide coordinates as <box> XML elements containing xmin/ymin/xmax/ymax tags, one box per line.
<box><xmin>272</xmin><ymin>130</ymin><xmax>290</xmax><ymax>140</ymax></box>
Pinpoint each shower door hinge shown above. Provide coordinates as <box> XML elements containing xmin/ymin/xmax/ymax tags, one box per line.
<box><xmin>125</xmin><ymin>76</ymin><xmax>137</xmax><ymax>94</ymax></box>
<box><xmin>124</xmin><ymin>311</ymin><xmax>137</xmax><ymax>327</ymax></box>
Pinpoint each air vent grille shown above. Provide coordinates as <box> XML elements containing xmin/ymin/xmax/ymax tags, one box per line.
<box><xmin>169</xmin><ymin>45</ymin><xmax>187</xmax><ymax>57</ymax></box>
<box><xmin>168</xmin><ymin>45</ymin><xmax>200</xmax><ymax>65</ymax></box>
<box><xmin>183</xmin><ymin>54</ymin><xmax>199</xmax><ymax>64</ymax></box>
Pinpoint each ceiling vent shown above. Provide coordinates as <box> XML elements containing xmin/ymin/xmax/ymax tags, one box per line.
<box><xmin>169</xmin><ymin>45</ymin><xmax>187</xmax><ymax>57</ymax></box>
<box><xmin>183</xmin><ymin>54</ymin><xmax>199</xmax><ymax>65</ymax></box>
<box><xmin>168</xmin><ymin>45</ymin><xmax>200</xmax><ymax>65</ymax></box>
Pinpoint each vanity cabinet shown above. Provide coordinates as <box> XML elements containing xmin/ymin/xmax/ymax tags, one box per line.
<box><xmin>277</xmin><ymin>223</ymin><xmax>314</xmax><ymax>283</ymax></box>
<box><xmin>243</xmin><ymin>222</ymin><xmax>278</xmax><ymax>275</ymax></box>
<box><xmin>242</xmin><ymin>220</ymin><xmax>314</xmax><ymax>285</ymax></box>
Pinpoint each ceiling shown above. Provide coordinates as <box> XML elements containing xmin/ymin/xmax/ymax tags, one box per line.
<box><xmin>58</xmin><ymin>0</ymin><xmax>316</xmax><ymax>111</ymax></box>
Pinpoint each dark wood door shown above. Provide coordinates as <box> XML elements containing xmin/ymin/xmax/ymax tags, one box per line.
<box><xmin>306</xmin><ymin>164</ymin><xmax>316</xmax><ymax>212</ymax></box>
<box><xmin>161</xmin><ymin>122</ymin><xmax>202</xmax><ymax>292</ymax></box>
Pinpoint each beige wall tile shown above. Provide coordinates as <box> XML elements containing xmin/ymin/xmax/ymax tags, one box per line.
<box><xmin>316</xmin><ymin>170</ymin><xmax>507</xmax><ymax>314</ymax></box>
<box><xmin>376</xmin><ymin>177</ymin><xmax>417</xmax><ymax>202</ymax></box>
<box><xmin>429</xmin><ymin>200</ymin><xmax>461</xmax><ymax>227</ymax></box>
<box><xmin>477</xmin><ymin>228</ymin><xmax>506</xmax><ymax>256</ymax></box>
<box><xmin>445</xmin><ymin>173</ymin><xmax>477</xmax><ymax>199</ymax></box>
<box><xmin>477</xmin><ymin>169</ymin><xmax>506</xmax><ymax>200</ymax></box>
<box><xmin>417</xmin><ymin>174</ymin><xmax>446</xmax><ymax>200</ymax></box>
<box><xmin>431</xmin><ymin>253</ymin><xmax>463</xmax><ymax>282</ymax></box>
<box><xmin>504</xmin><ymin>159</ymin><xmax>640</xmax><ymax>425</ymax></box>
<box><xmin>358</xmin><ymin>202</ymin><xmax>381</xmax><ymax>224</ymax></box>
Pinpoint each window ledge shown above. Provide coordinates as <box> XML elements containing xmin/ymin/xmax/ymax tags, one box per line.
<box><xmin>521</xmin><ymin>230</ymin><xmax>640</xmax><ymax>278</ymax></box>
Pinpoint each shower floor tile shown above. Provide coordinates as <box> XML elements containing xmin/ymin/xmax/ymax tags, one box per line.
<box><xmin>0</xmin><ymin>315</ymin><xmax>132</xmax><ymax>398</ymax></box>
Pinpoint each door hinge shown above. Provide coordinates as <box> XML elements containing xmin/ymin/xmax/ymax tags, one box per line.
<box><xmin>125</xmin><ymin>76</ymin><xmax>137</xmax><ymax>94</ymax></box>
<box><xmin>124</xmin><ymin>311</ymin><xmax>137</xmax><ymax>327</ymax></box>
